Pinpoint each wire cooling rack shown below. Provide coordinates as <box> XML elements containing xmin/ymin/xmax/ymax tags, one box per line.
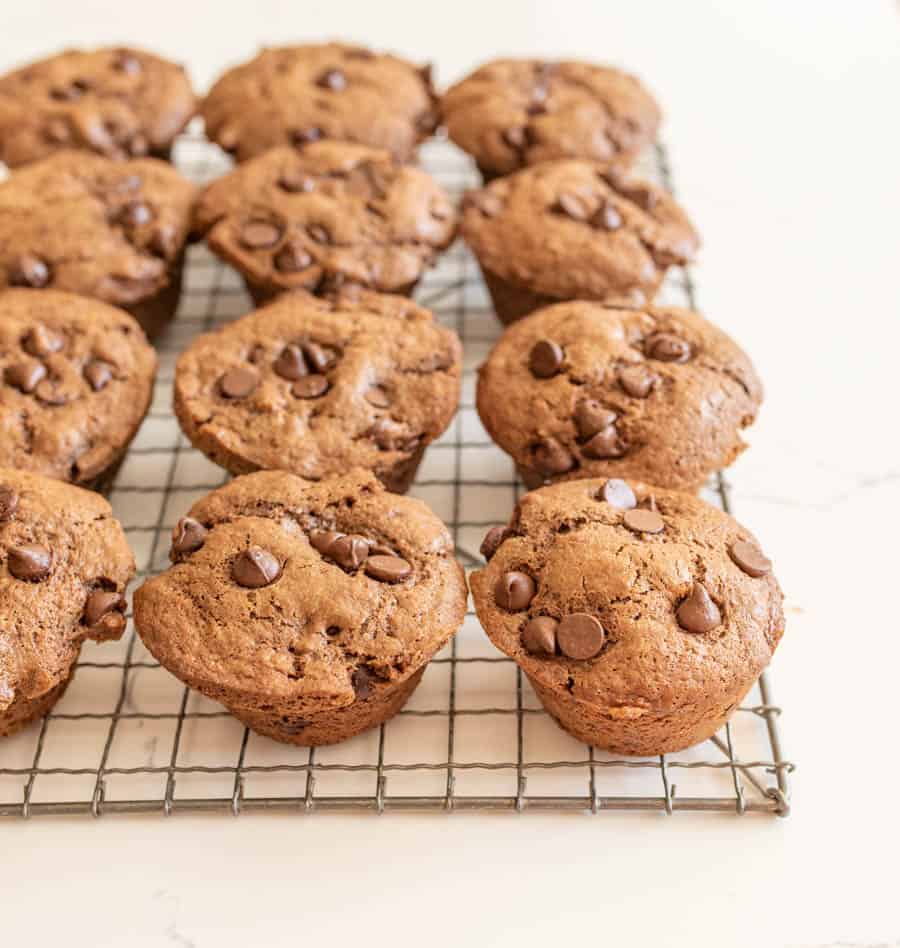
<box><xmin>0</xmin><ymin>127</ymin><xmax>793</xmax><ymax>818</ymax></box>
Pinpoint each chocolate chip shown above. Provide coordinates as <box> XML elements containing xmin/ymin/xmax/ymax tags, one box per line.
<box><xmin>45</xmin><ymin>118</ymin><xmax>70</xmax><ymax>143</ymax></box>
<box><xmin>592</xmin><ymin>202</ymin><xmax>622</xmax><ymax>231</ymax></box>
<box><xmin>328</xmin><ymin>534</ymin><xmax>370</xmax><ymax>571</ymax></box>
<box><xmin>240</xmin><ymin>220</ymin><xmax>283</xmax><ymax>250</ymax></box>
<box><xmin>352</xmin><ymin>665</ymin><xmax>374</xmax><ymax>699</ymax></box>
<box><xmin>480</xmin><ymin>526</ymin><xmax>507</xmax><ymax>561</ymax></box>
<box><xmin>291</xmin><ymin>375</ymin><xmax>329</xmax><ymax>399</ymax></box>
<box><xmin>365</xmin><ymin>386</ymin><xmax>390</xmax><ymax>409</ymax></box>
<box><xmin>527</xmin><ymin>101</ymin><xmax>548</xmax><ymax>117</ymax></box>
<box><xmin>729</xmin><ymin>541</ymin><xmax>772</xmax><ymax>578</ymax></box>
<box><xmin>555</xmin><ymin>193</ymin><xmax>591</xmax><ymax>221</ymax></box>
<box><xmin>7</xmin><ymin>544</ymin><xmax>52</xmax><ymax>582</ymax></box>
<box><xmin>34</xmin><ymin>379</ymin><xmax>70</xmax><ymax>405</ymax></box>
<box><xmin>84</xmin><ymin>360</ymin><xmax>114</xmax><ymax>392</ymax></box>
<box><xmin>619</xmin><ymin>364</ymin><xmax>657</xmax><ymax>398</ymax></box>
<box><xmin>623</xmin><ymin>508</ymin><xmax>664</xmax><ymax>534</ymax></box>
<box><xmin>113</xmin><ymin>52</ymin><xmax>142</xmax><ymax>75</ymax></box>
<box><xmin>557</xmin><ymin>613</ymin><xmax>605</xmax><ymax>660</ymax></box>
<box><xmin>309</xmin><ymin>530</ymin><xmax>343</xmax><ymax>556</ymax></box>
<box><xmin>118</xmin><ymin>201</ymin><xmax>153</xmax><ymax>228</ymax></box>
<box><xmin>171</xmin><ymin>517</ymin><xmax>208</xmax><ymax>557</ymax></box>
<box><xmin>467</xmin><ymin>191</ymin><xmax>503</xmax><ymax>217</ymax></box>
<box><xmin>574</xmin><ymin>400</ymin><xmax>617</xmax><ymax>440</ymax></box>
<box><xmin>9</xmin><ymin>254</ymin><xmax>51</xmax><ymax>288</ymax></box>
<box><xmin>617</xmin><ymin>181</ymin><xmax>658</xmax><ymax>213</ymax></box>
<box><xmin>83</xmin><ymin>590</ymin><xmax>125</xmax><ymax>627</ymax></box>
<box><xmin>274</xmin><ymin>243</ymin><xmax>313</xmax><ymax>273</ymax></box>
<box><xmin>5</xmin><ymin>361</ymin><xmax>46</xmax><ymax>393</ymax></box>
<box><xmin>581</xmin><ymin>425</ymin><xmax>625</xmax><ymax>460</ymax></box>
<box><xmin>528</xmin><ymin>340</ymin><xmax>564</xmax><ymax>378</ymax></box>
<box><xmin>273</xmin><ymin>344</ymin><xmax>308</xmax><ymax>380</ymax></box>
<box><xmin>676</xmin><ymin>582</ymin><xmax>722</xmax><ymax>633</ymax></box>
<box><xmin>301</xmin><ymin>342</ymin><xmax>335</xmax><ymax>373</ymax></box>
<box><xmin>219</xmin><ymin>367</ymin><xmax>259</xmax><ymax>399</ymax></box>
<box><xmin>503</xmin><ymin>127</ymin><xmax>527</xmax><ymax>149</ymax></box>
<box><xmin>599</xmin><ymin>478</ymin><xmax>637</xmax><ymax>509</ymax></box>
<box><xmin>306</xmin><ymin>224</ymin><xmax>331</xmax><ymax>245</ymax></box>
<box><xmin>316</xmin><ymin>68</ymin><xmax>347</xmax><ymax>91</ymax></box>
<box><xmin>522</xmin><ymin>616</ymin><xmax>557</xmax><ymax>655</ymax></box>
<box><xmin>494</xmin><ymin>571</ymin><xmax>536</xmax><ymax>611</ymax></box>
<box><xmin>23</xmin><ymin>326</ymin><xmax>64</xmax><ymax>358</ymax></box>
<box><xmin>232</xmin><ymin>546</ymin><xmax>282</xmax><ymax>588</ymax></box>
<box><xmin>278</xmin><ymin>170</ymin><xmax>316</xmax><ymax>193</ymax></box>
<box><xmin>0</xmin><ymin>486</ymin><xmax>18</xmax><ymax>523</ymax></box>
<box><xmin>531</xmin><ymin>437</ymin><xmax>575</xmax><ymax>476</ymax></box>
<box><xmin>148</xmin><ymin>224</ymin><xmax>178</xmax><ymax>260</ymax></box>
<box><xmin>291</xmin><ymin>127</ymin><xmax>323</xmax><ymax>146</ymax></box>
<box><xmin>51</xmin><ymin>82</ymin><xmax>85</xmax><ymax>102</ymax></box>
<box><xmin>365</xmin><ymin>554</ymin><xmax>412</xmax><ymax>583</ymax></box>
<box><xmin>646</xmin><ymin>332</ymin><xmax>691</xmax><ymax>363</ymax></box>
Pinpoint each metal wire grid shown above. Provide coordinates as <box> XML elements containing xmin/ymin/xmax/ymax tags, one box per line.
<box><xmin>0</xmin><ymin>128</ymin><xmax>793</xmax><ymax>818</ymax></box>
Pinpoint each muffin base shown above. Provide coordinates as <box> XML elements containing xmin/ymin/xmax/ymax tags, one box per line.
<box><xmin>0</xmin><ymin>673</ymin><xmax>73</xmax><ymax>739</ymax></box>
<box><xmin>515</xmin><ymin>462</ymin><xmax>706</xmax><ymax>495</ymax></box>
<box><xmin>228</xmin><ymin>667</ymin><xmax>426</xmax><ymax>746</ymax></box>
<box><xmin>124</xmin><ymin>254</ymin><xmax>185</xmax><ymax>339</ymax></box>
<box><xmin>245</xmin><ymin>277</ymin><xmax>420</xmax><ymax>309</ymax></box>
<box><xmin>480</xmin><ymin>266</ymin><xmax>563</xmax><ymax>326</ymax></box>
<box><xmin>528</xmin><ymin>674</ymin><xmax>755</xmax><ymax>757</ymax></box>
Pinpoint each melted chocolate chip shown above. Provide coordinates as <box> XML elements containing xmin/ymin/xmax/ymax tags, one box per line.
<box><xmin>365</xmin><ymin>554</ymin><xmax>412</xmax><ymax>583</ymax></box>
<box><xmin>307</xmin><ymin>224</ymin><xmax>331</xmax><ymax>245</ymax></box>
<box><xmin>309</xmin><ymin>530</ymin><xmax>344</xmax><ymax>556</ymax></box>
<box><xmin>301</xmin><ymin>342</ymin><xmax>335</xmax><ymax>373</ymax></box>
<box><xmin>8</xmin><ymin>544</ymin><xmax>52</xmax><ymax>581</ymax></box>
<box><xmin>676</xmin><ymin>582</ymin><xmax>722</xmax><ymax>633</ymax></box>
<box><xmin>291</xmin><ymin>375</ymin><xmax>329</xmax><ymax>399</ymax></box>
<box><xmin>9</xmin><ymin>254</ymin><xmax>51</xmax><ymax>288</ymax></box>
<box><xmin>83</xmin><ymin>590</ymin><xmax>125</xmax><ymax>627</ymax></box>
<box><xmin>232</xmin><ymin>546</ymin><xmax>282</xmax><ymax>588</ymax></box>
<box><xmin>555</xmin><ymin>193</ymin><xmax>591</xmax><ymax>221</ymax></box>
<box><xmin>240</xmin><ymin>220</ymin><xmax>283</xmax><ymax>250</ymax></box>
<box><xmin>729</xmin><ymin>541</ymin><xmax>772</xmax><ymax>578</ymax></box>
<box><xmin>219</xmin><ymin>367</ymin><xmax>259</xmax><ymax>399</ymax></box>
<box><xmin>365</xmin><ymin>386</ymin><xmax>390</xmax><ymax>409</ymax></box>
<box><xmin>557</xmin><ymin>613</ymin><xmax>605</xmax><ymax>660</ymax></box>
<box><xmin>623</xmin><ymin>508</ymin><xmax>664</xmax><ymax>534</ymax></box>
<box><xmin>273</xmin><ymin>345</ymin><xmax>308</xmax><ymax>381</ymax></box>
<box><xmin>592</xmin><ymin>202</ymin><xmax>622</xmax><ymax>231</ymax></box>
<box><xmin>0</xmin><ymin>486</ymin><xmax>18</xmax><ymax>522</ymax></box>
<box><xmin>529</xmin><ymin>340</ymin><xmax>564</xmax><ymax>378</ymax></box>
<box><xmin>599</xmin><ymin>478</ymin><xmax>637</xmax><ymax>509</ymax></box>
<box><xmin>84</xmin><ymin>360</ymin><xmax>114</xmax><ymax>392</ymax></box>
<box><xmin>522</xmin><ymin>616</ymin><xmax>557</xmax><ymax>655</ymax></box>
<box><xmin>171</xmin><ymin>517</ymin><xmax>208</xmax><ymax>557</ymax></box>
<box><xmin>352</xmin><ymin>665</ymin><xmax>375</xmax><ymax>699</ymax></box>
<box><xmin>316</xmin><ymin>68</ymin><xmax>347</xmax><ymax>91</ymax></box>
<box><xmin>618</xmin><ymin>364</ymin><xmax>657</xmax><ymax>398</ymax></box>
<box><xmin>494</xmin><ymin>571</ymin><xmax>536</xmax><ymax>611</ymax></box>
<box><xmin>113</xmin><ymin>52</ymin><xmax>142</xmax><ymax>75</ymax></box>
<box><xmin>574</xmin><ymin>400</ymin><xmax>617</xmax><ymax>440</ymax></box>
<box><xmin>581</xmin><ymin>425</ymin><xmax>625</xmax><ymax>460</ymax></box>
<box><xmin>278</xmin><ymin>169</ymin><xmax>316</xmax><ymax>193</ymax></box>
<box><xmin>117</xmin><ymin>201</ymin><xmax>153</xmax><ymax>228</ymax></box>
<box><xmin>274</xmin><ymin>243</ymin><xmax>313</xmax><ymax>273</ymax></box>
<box><xmin>503</xmin><ymin>127</ymin><xmax>527</xmax><ymax>150</ymax></box>
<box><xmin>480</xmin><ymin>526</ymin><xmax>507</xmax><ymax>561</ymax></box>
<box><xmin>646</xmin><ymin>332</ymin><xmax>691</xmax><ymax>363</ymax></box>
<box><xmin>531</xmin><ymin>437</ymin><xmax>575</xmax><ymax>476</ymax></box>
<box><xmin>328</xmin><ymin>534</ymin><xmax>370</xmax><ymax>571</ymax></box>
<box><xmin>5</xmin><ymin>361</ymin><xmax>47</xmax><ymax>393</ymax></box>
<box><xmin>23</xmin><ymin>326</ymin><xmax>64</xmax><ymax>358</ymax></box>
<box><xmin>291</xmin><ymin>127</ymin><xmax>323</xmax><ymax>146</ymax></box>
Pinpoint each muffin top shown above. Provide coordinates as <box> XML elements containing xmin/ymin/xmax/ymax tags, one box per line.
<box><xmin>174</xmin><ymin>287</ymin><xmax>461</xmax><ymax>484</ymax></box>
<box><xmin>470</xmin><ymin>479</ymin><xmax>783</xmax><ymax>715</ymax></box>
<box><xmin>201</xmin><ymin>43</ymin><xmax>438</xmax><ymax>163</ymax></box>
<box><xmin>192</xmin><ymin>142</ymin><xmax>457</xmax><ymax>298</ymax></box>
<box><xmin>443</xmin><ymin>58</ymin><xmax>661</xmax><ymax>178</ymax></box>
<box><xmin>0</xmin><ymin>151</ymin><xmax>194</xmax><ymax>307</ymax></box>
<box><xmin>460</xmin><ymin>160</ymin><xmax>699</xmax><ymax>305</ymax></box>
<box><xmin>134</xmin><ymin>470</ymin><xmax>467</xmax><ymax>713</ymax></box>
<box><xmin>0</xmin><ymin>46</ymin><xmax>195</xmax><ymax>168</ymax></box>
<box><xmin>0</xmin><ymin>468</ymin><xmax>135</xmax><ymax>714</ymax></box>
<box><xmin>477</xmin><ymin>301</ymin><xmax>762</xmax><ymax>491</ymax></box>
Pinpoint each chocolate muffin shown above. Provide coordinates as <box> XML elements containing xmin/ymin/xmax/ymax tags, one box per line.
<box><xmin>471</xmin><ymin>479</ymin><xmax>784</xmax><ymax>756</ymax></box>
<box><xmin>0</xmin><ymin>288</ymin><xmax>157</xmax><ymax>489</ymax></box>
<box><xmin>0</xmin><ymin>150</ymin><xmax>195</xmax><ymax>338</ymax></box>
<box><xmin>460</xmin><ymin>160</ymin><xmax>699</xmax><ymax>324</ymax></box>
<box><xmin>0</xmin><ymin>46</ymin><xmax>195</xmax><ymax>168</ymax></box>
<box><xmin>173</xmin><ymin>287</ymin><xmax>461</xmax><ymax>493</ymax></box>
<box><xmin>0</xmin><ymin>468</ymin><xmax>135</xmax><ymax>737</ymax></box>
<box><xmin>443</xmin><ymin>58</ymin><xmax>661</xmax><ymax>181</ymax></box>
<box><xmin>477</xmin><ymin>301</ymin><xmax>762</xmax><ymax>492</ymax></box>
<box><xmin>134</xmin><ymin>469</ymin><xmax>467</xmax><ymax>746</ymax></box>
<box><xmin>192</xmin><ymin>142</ymin><xmax>457</xmax><ymax>305</ymax></box>
<box><xmin>201</xmin><ymin>43</ymin><xmax>438</xmax><ymax>164</ymax></box>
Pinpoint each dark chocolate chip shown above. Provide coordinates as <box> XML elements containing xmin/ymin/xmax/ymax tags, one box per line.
<box><xmin>274</xmin><ymin>243</ymin><xmax>313</xmax><ymax>273</ymax></box>
<box><xmin>646</xmin><ymin>332</ymin><xmax>691</xmax><ymax>363</ymax></box>
<box><xmin>83</xmin><ymin>590</ymin><xmax>125</xmax><ymax>627</ymax></box>
<box><xmin>306</xmin><ymin>224</ymin><xmax>331</xmax><ymax>245</ymax></box>
<box><xmin>623</xmin><ymin>508</ymin><xmax>665</xmax><ymax>534</ymax></box>
<box><xmin>8</xmin><ymin>544</ymin><xmax>52</xmax><ymax>581</ymax></box>
<box><xmin>316</xmin><ymin>68</ymin><xmax>347</xmax><ymax>91</ymax></box>
<box><xmin>219</xmin><ymin>367</ymin><xmax>259</xmax><ymax>399</ymax></box>
<box><xmin>555</xmin><ymin>193</ymin><xmax>591</xmax><ymax>220</ymax></box>
<box><xmin>118</xmin><ymin>201</ymin><xmax>153</xmax><ymax>228</ymax></box>
<box><xmin>531</xmin><ymin>437</ymin><xmax>575</xmax><ymax>476</ymax></box>
<box><xmin>23</xmin><ymin>326</ymin><xmax>64</xmax><ymax>358</ymax></box>
<box><xmin>574</xmin><ymin>400</ymin><xmax>617</xmax><ymax>440</ymax></box>
<box><xmin>0</xmin><ymin>486</ymin><xmax>18</xmax><ymax>523</ymax></box>
<box><xmin>480</xmin><ymin>526</ymin><xmax>507</xmax><ymax>561</ymax></box>
<box><xmin>522</xmin><ymin>616</ymin><xmax>557</xmax><ymax>655</ymax></box>
<box><xmin>273</xmin><ymin>345</ymin><xmax>308</xmax><ymax>380</ymax></box>
<box><xmin>84</xmin><ymin>360</ymin><xmax>114</xmax><ymax>392</ymax></box>
<box><xmin>494</xmin><ymin>571</ymin><xmax>536</xmax><ymax>611</ymax></box>
<box><xmin>309</xmin><ymin>530</ymin><xmax>344</xmax><ymax>555</ymax></box>
<box><xmin>729</xmin><ymin>541</ymin><xmax>772</xmax><ymax>578</ymax></box>
<box><xmin>365</xmin><ymin>554</ymin><xmax>412</xmax><ymax>583</ymax></box>
<box><xmin>148</xmin><ymin>224</ymin><xmax>178</xmax><ymax>260</ymax></box>
<box><xmin>9</xmin><ymin>254</ymin><xmax>51</xmax><ymax>288</ymax></box>
<box><xmin>328</xmin><ymin>534</ymin><xmax>370</xmax><ymax>571</ymax></box>
<box><xmin>352</xmin><ymin>665</ymin><xmax>375</xmax><ymax>699</ymax></box>
<box><xmin>557</xmin><ymin>613</ymin><xmax>606</xmax><ymax>660</ymax></box>
<box><xmin>581</xmin><ymin>425</ymin><xmax>625</xmax><ymax>460</ymax></box>
<box><xmin>528</xmin><ymin>340</ymin><xmax>564</xmax><ymax>378</ymax></box>
<box><xmin>676</xmin><ymin>582</ymin><xmax>722</xmax><ymax>633</ymax></box>
<box><xmin>364</xmin><ymin>386</ymin><xmax>390</xmax><ymax>409</ymax></box>
<box><xmin>113</xmin><ymin>52</ymin><xmax>142</xmax><ymax>75</ymax></box>
<box><xmin>301</xmin><ymin>342</ymin><xmax>335</xmax><ymax>373</ymax></box>
<box><xmin>240</xmin><ymin>220</ymin><xmax>283</xmax><ymax>250</ymax></box>
<box><xmin>618</xmin><ymin>364</ymin><xmax>657</xmax><ymax>398</ymax></box>
<box><xmin>171</xmin><ymin>517</ymin><xmax>208</xmax><ymax>557</ymax></box>
<box><xmin>527</xmin><ymin>101</ymin><xmax>548</xmax><ymax>117</ymax></box>
<box><xmin>592</xmin><ymin>202</ymin><xmax>622</xmax><ymax>231</ymax></box>
<box><xmin>278</xmin><ymin>169</ymin><xmax>316</xmax><ymax>193</ymax></box>
<box><xmin>291</xmin><ymin>127</ymin><xmax>323</xmax><ymax>146</ymax></box>
<box><xmin>503</xmin><ymin>127</ymin><xmax>527</xmax><ymax>149</ymax></box>
<box><xmin>291</xmin><ymin>375</ymin><xmax>329</xmax><ymax>399</ymax></box>
<box><xmin>599</xmin><ymin>478</ymin><xmax>637</xmax><ymax>509</ymax></box>
<box><xmin>232</xmin><ymin>546</ymin><xmax>282</xmax><ymax>588</ymax></box>
<box><xmin>5</xmin><ymin>361</ymin><xmax>46</xmax><ymax>393</ymax></box>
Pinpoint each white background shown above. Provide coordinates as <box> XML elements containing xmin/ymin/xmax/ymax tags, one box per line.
<box><xmin>2</xmin><ymin>2</ymin><xmax>899</xmax><ymax>946</ymax></box>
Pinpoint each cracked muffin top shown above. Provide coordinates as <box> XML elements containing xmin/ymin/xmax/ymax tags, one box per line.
<box><xmin>477</xmin><ymin>301</ymin><xmax>762</xmax><ymax>492</ymax></box>
<box><xmin>134</xmin><ymin>469</ymin><xmax>467</xmax><ymax>714</ymax></box>
<box><xmin>0</xmin><ymin>151</ymin><xmax>195</xmax><ymax>308</ymax></box>
<box><xmin>0</xmin><ymin>46</ymin><xmax>195</xmax><ymax>168</ymax></box>
<box><xmin>192</xmin><ymin>142</ymin><xmax>457</xmax><ymax>300</ymax></box>
<box><xmin>0</xmin><ymin>468</ymin><xmax>134</xmax><ymax>717</ymax></box>
<box><xmin>460</xmin><ymin>160</ymin><xmax>699</xmax><ymax>306</ymax></box>
<box><xmin>173</xmin><ymin>287</ymin><xmax>461</xmax><ymax>487</ymax></box>
<box><xmin>0</xmin><ymin>288</ymin><xmax>157</xmax><ymax>485</ymax></box>
<box><xmin>443</xmin><ymin>58</ymin><xmax>661</xmax><ymax>178</ymax></box>
<box><xmin>201</xmin><ymin>43</ymin><xmax>439</xmax><ymax>164</ymax></box>
<box><xmin>470</xmin><ymin>478</ymin><xmax>783</xmax><ymax>716</ymax></box>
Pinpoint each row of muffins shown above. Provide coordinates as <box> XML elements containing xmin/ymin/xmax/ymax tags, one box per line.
<box><xmin>0</xmin><ymin>44</ymin><xmax>783</xmax><ymax>758</ymax></box>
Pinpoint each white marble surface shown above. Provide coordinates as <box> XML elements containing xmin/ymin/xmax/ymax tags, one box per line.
<box><xmin>2</xmin><ymin>1</ymin><xmax>899</xmax><ymax>946</ymax></box>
